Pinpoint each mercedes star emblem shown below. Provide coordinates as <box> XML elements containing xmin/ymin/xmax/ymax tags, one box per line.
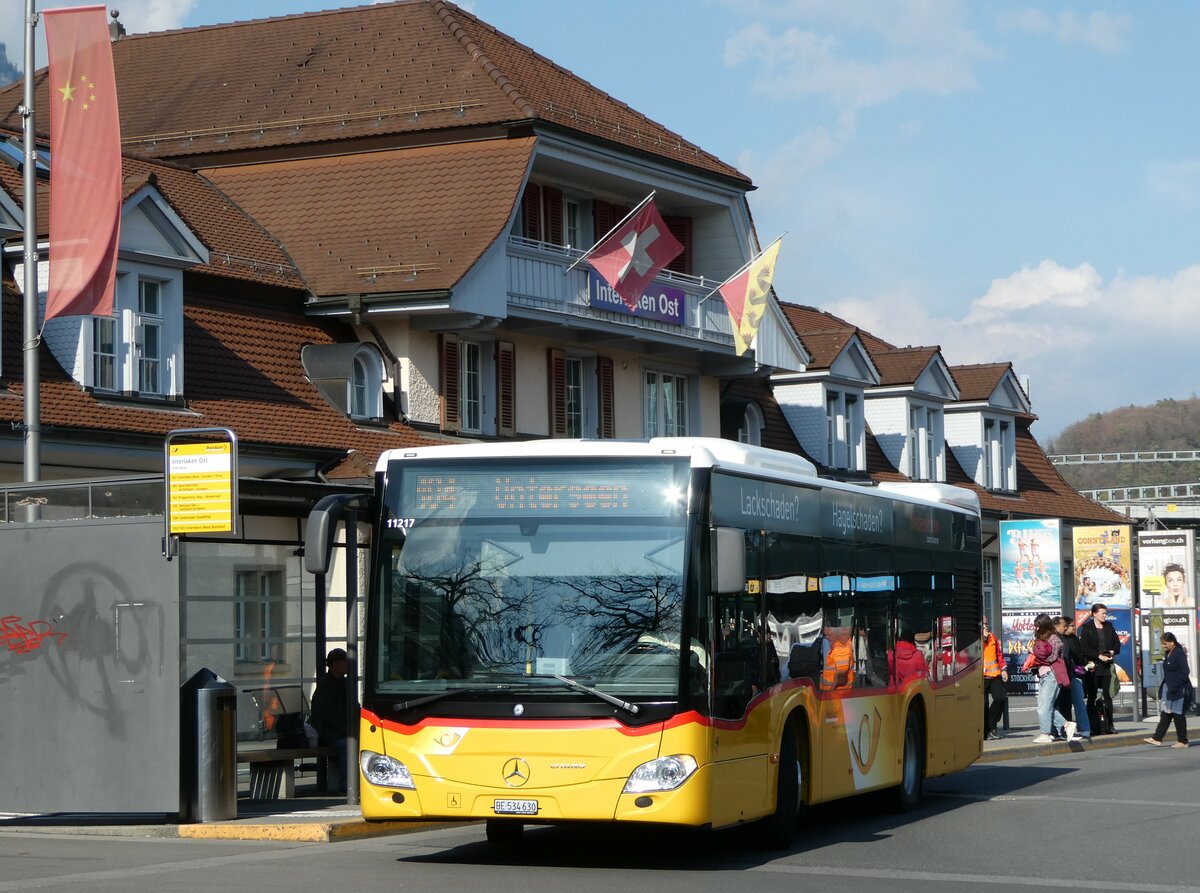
<box><xmin>502</xmin><ymin>757</ymin><xmax>531</xmax><ymax>787</ymax></box>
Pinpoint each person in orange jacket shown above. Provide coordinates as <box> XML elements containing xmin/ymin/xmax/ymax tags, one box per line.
<box><xmin>982</xmin><ymin>617</ymin><xmax>1009</xmax><ymax>739</ymax></box>
<box><xmin>821</xmin><ymin>626</ymin><xmax>855</xmax><ymax>690</ymax></box>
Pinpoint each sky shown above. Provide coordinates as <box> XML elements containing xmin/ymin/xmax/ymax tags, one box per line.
<box><xmin>3</xmin><ymin>0</ymin><xmax>1199</xmax><ymax>442</ymax></box>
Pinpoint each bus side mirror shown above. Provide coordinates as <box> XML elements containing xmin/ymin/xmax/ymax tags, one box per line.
<box><xmin>711</xmin><ymin>527</ymin><xmax>746</xmax><ymax>594</ymax></box>
<box><xmin>304</xmin><ymin>493</ymin><xmax>370</xmax><ymax>575</ymax></box>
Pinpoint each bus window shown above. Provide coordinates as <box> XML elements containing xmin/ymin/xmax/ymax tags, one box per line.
<box><xmin>765</xmin><ymin>532</ymin><xmax>822</xmax><ymax>684</ymax></box>
<box><xmin>854</xmin><ymin>595</ymin><xmax>890</xmax><ymax>687</ymax></box>
<box><xmin>713</xmin><ymin>531</ymin><xmax>765</xmax><ymax>719</ymax></box>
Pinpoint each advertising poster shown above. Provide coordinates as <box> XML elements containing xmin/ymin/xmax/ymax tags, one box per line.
<box><xmin>1002</xmin><ymin>610</ymin><xmax>1040</xmax><ymax>695</ymax></box>
<box><xmin>1138</xmin><ymin>610</ymin><xmax>1196</xmax><ymax>691</ymax></box>
<box><xmin>999</xmin><ymin>519</ymin><xmax>1062</xmax><ymax>610</ymax></box>
<box><xmin>1071</xmin><ymin>525</ymin><xmax>1133</xmax><ymax>608</ymax></box>
<box><xmin>1138</xmin><ymin>530</ymin><xmax>1195</xmax><ymax>608</ymax></box>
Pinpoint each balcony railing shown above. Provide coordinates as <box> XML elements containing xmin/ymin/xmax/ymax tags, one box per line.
<box><xmin>506</xmin><ymin>235</ymin><xmax>735</xmax><ymax>347</ymax></box>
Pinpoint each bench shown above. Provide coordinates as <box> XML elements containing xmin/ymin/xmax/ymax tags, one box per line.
<box><xmin>237</xmin><ymin>746</ymin><xmax>337</xmax><ymax>799</ymax></box>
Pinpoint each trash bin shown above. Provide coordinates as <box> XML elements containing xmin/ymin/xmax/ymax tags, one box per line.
<box><xmin>179</xmin><ymin>668</ymin><xmax>237</xmax><ymax>823</ymax></box>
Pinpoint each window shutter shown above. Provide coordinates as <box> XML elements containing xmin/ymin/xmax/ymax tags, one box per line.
<box><xmin>592</xmin><ymin>200</ymin><xmax>614</xmax><ymax>242</ymax></box>
<box><xmin>497</xmin><ymin>341</ymin><xmax>516</xmax><ymax>437</ymax></box>
<box><xmin>439</xmin><ymin>333</ymin><xmax>460</xmax><ymax>434</ymax></box>
<box><xmin>522</xmin><ymin>183</ymin><xmax>543</xmax><ymax>241</ymax></box>
<box><xmin>597</xmin><ymin>356</ymin><xmax>615</xmax><ymax>439</ymax></box>
<box><xmin>544</xmin><ymin>186</ymin><xmax>564</xmax><ymax>246</ymax></box>
<box><xmin>548</xmin><ymin>348</ymin><xmax>567</xmax><ymax>438</ymax></box>
<box><xmin>663</xmin><ymin>215</ymin><xmax>692</xmax><ymax>274</ymax></box>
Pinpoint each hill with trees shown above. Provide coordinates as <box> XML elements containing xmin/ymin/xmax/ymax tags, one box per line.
<box><xmin>1045</xmin><ymin>397</ymin><xmax>1200</xmax><ymax>492</ymax></box>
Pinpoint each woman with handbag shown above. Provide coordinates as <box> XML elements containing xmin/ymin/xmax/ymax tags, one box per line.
<box><xmin>1146</xmin><ymin>632</ymin><xmax>1190</xmax><ymax>748</ymax></box>
<box><xmin>1059</xmin><ymin>617</ymin><xmax>1091</xmax><ymax>741</ymax></box>
<box><xmin>1031</xmin><ymin>616</ymin><xmax>1072</xmax><ymax>744</ymax></box>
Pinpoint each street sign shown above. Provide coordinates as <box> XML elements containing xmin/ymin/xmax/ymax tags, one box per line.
<box><xmin>164</xmin><ymin>429</ymin><xmax>238</xmax><ymax>557</ymax></box>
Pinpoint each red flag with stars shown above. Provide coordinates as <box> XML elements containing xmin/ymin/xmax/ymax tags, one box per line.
<box><xmin>44</xmin><ymin>5</ymin><xmax>121</xmax><ymax>320</ymax></box>
<box><xmin>587</xmin><ymin>201</ymin><xmax>683</xmax><ymax>312</ymax></box>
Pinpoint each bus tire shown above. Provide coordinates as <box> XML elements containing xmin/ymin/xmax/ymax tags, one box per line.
<box><xmin>485</xmin><ymin>819</ymin><xmax>525</xmax><ymax>847</ymax></box>
<box><xmin>763</xmin><ymin>722</ymin><xmax>800</xmax><ymax>849</ymax></box>
<box><xmin>891</xmin><ymin>708</ymin><xmax>925</xmax><ymax>813</ymax></box>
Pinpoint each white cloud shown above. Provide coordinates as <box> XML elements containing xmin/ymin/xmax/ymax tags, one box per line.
<box><xmin>823</xmin><ymin>261</ymin><xmax>1200</xmax><ymax>435</ymax></box>
<box><xmin>723</xmin><ymin>0</ymin><xmax>989</xmax><ymax>109</ymax></box>
<box><xmin>997</xmin><ymin>8</ymin><xmax>1133</xmax><ymax>53</ymax></box>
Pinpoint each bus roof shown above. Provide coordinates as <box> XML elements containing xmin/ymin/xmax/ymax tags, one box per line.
<box><xmin>377</xmin><ymin>437</ymin><xmax>979</xmax><ymax>515</ymax></box>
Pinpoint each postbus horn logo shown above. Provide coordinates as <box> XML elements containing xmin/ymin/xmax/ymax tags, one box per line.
<box><xmin>850</xmin><ymin>708</ymin><xmax>883</xmax><ymax>774</ymax></box>
<box><xmin>502</xmin><ymin>757</ymin><xmax>531</xmax><ymax>787</ymax></box>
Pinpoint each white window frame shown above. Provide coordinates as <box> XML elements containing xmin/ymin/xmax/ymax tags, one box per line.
<box><xmin>825</xmin><ymin>388</ymin><xmax>864</xmax><ymax>471</ymax></box>
<box><xmin>565</xmin><ymin>198</ymin><xmax>582</xmax><ymax>251</ymax></box>
<box><xmin>565</xmin><ymin>356</ymin><xmax>584</xmax><ymax>438</ymax></box>
<box><xmin>983</xmin><ymin>416</ymin><xmax>1015</xmax><ymax>491</ymax></box>
<box><xmin>908</xmin><ymin>403</ymin><xmax>943</xmax><ymax>481</ymax></box>
<box><xmin>738</xmin><ymin>402</ymin><xmax>764</xmax><ymax>446</ymax></box>
<box><xmin>459</xmin><ymin>340</ymin><xmax>483</xmax><ymax>433</ymax></box>
<box><xmin>349</xmin><ymin>346</ymin><xmax>385</xmax><ymax>421</ymax></box>
<box><xmin>643</xmin><ymin>369</ymin><xmax>690</xmax><ymax>437</ymax></box>
<box><xmin>234</xmin><ymin>567</ymin><xmax>284</xmax><ymax>663</ymax></box>
<box><xmin>137</xmin><ymin>278</ymin><xmax>163</xmax><ymax>395</ymax></box>
<box><xmin>92</xmin><ymin>316</ymin><xmax>118</xmax><ymax>391</ymax></box>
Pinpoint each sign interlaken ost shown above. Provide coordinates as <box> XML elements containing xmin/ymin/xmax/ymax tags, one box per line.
<box><xmin>163</xmin><ymin>428</ymin><xmax>239</xmax><ymax>559</ymax></box>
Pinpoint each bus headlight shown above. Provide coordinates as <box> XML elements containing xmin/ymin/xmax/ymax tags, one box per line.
<box><xmin>360</xmin><ymin>750</ymin><xmax>416</xmax><ymax>789</ymax></box>
<box><xmin>623</xmin><ymin>754</ymin><xmax>698</xmax><ymax>793</ymax></box>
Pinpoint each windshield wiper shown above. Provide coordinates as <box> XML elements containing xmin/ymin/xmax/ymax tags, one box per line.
<box><xmin>551</xmin><ymin>673</ymin><xmax>639</xmax><ymax>715</ymax></box>
<box><xmin>392</xmin><ymin>685</ymin><xmax>508</xmax><ymax>713</ymax></box>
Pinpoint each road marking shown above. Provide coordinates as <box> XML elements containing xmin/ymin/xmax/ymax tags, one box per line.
<box><xmin>931</xmin><ymin>791</ymin><xmax>1200</xmax><ymax>808</ymax></box>
<box><xmin>753</xmin><ymin>862</ymin><xmax>1200</xmax><ymax>892</ymax></box>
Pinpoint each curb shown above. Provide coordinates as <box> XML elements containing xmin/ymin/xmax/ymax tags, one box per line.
<box><xmin>177</xmin><ymin>819</ymin><xmax>452</xmax><ymax>843</ymax></box>
<box><xmin>978</xmin><ymin>731</ymin><xmax>1151</xmax><ymax>763</ymax></box>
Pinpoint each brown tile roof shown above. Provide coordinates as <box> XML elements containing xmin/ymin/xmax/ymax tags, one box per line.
<box><xmin>202</xmin><ymin>136</ymin><xmax>534</xmax><ymax>297</ymax></box>
<box><xmin>779</xmin><ymin>302</ymin><xmax>894</xmax><ymax>354</ymax></box>
<box><xmin>0</xmin><ymin>283</ymin><xmax>437</xmax><ymax>467</ymax></box>
<box><xmin>0</xmin><ymin>1</ymin><xmax>746</xmax><ymax>184</ymax></box>
<box><xmin>871</xmin><ymin>346</ymin><xmax>942</xmax><ymax>387</ymax></box>
<box><xmin>0</xmin><ymin>133</ymin><xmax>304</xmax><ymax>291</ymax></box>
<box><xmin>791</xmin><ymin>328</ymin><xmax>855</xmax><ymax>371</ymax></box>
<box><xmin>722</xmin><ymin>378</ymin><xmax>815</xmax><ymax>463</ymax></box>
<box><xmin>950</xmin><ymin>362</ymin><xmax>1017</xmax><ymax>403</ymax></box>
<box><xmin>939</xmin><ymin>418</ymin><xmax>1124</xmax><ymax>523</ymax></box>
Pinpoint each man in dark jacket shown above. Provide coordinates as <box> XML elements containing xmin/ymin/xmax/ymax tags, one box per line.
<box><xmin>309</xmin><ymin>648</ymin><xmax>349</xmax><ymax>794</ymax></box>
<box><xmin>1077</xmin><ymin>604</ymin><xmax>1120</xmax><ymax>734</ymax></box>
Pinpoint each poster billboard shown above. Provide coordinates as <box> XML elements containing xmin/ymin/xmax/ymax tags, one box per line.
<box><xmin>1138</xmin><ymin>530</ymin><xmax>1195</xmax><ymax>608</ymax></box>
<box><xmin>999</xmin><ymin>519</ymin><xmax>1062</xmax><ymax>610</ymax></box>
<box><xmin>1001</xmin><ymin>609</ymin><xmax>1041</xmax><ymax>695</ymax></box>
<box><xmin>1071</xmin><ymin>525</ymin><xmax>1133</xmax><ymax>608</ymax></box>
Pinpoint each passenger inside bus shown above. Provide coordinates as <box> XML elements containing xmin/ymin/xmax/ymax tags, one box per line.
<box><xmin>820</xmin><ymin>626</ymin><xmax>855</xmax><ymax>690</ymax></box>
<box><xmin>888</xmin><ymin>629</ymin><xmax>929</xmax><ymax>686</ymax></box>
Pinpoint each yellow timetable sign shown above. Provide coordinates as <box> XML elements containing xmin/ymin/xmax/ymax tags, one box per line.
<box><xmin>168</xmin><ymin>442</ymin><xmax>233</xmax><ymax>533</ymax></box>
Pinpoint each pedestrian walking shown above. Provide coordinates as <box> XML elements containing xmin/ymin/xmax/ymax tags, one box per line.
<box><xmin>1145</xmin><ymin>632</ymin><xmax>1191</xmax><ymax>748</ymax></box>
<box><xmin>1030</xmin><ymin>615</ymin><xmax>1071</xmax><ymax>743</ymax></box>
<box><xmin>981</xmin><ymin>617</ymin><xmax>1008</xmax><ymax>739</ymax></box>
<box><xmin>1078</xmin><ymin>603</ymin><xmax>1120</xmax><ymax>734</ymax></box>
<box><xmin>1058</xmin><ymin>616</ymin><xmax>1091</xmax><ymax>741</ymax></box>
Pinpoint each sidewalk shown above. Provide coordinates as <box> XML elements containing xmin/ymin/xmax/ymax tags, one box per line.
<box><xmin>980</xmin><ymin>694</ymin><xmax>1162</xmax><ymax>762</ymax></box>
<box><xmin>0</xmin><ymin>699</ymin><xmax>1169</xmax><ymax>843</ymax></box>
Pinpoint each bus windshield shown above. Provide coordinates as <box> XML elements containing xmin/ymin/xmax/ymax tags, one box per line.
<box><xmin>373</xmin><ymin>458</ymin><xmax>691</xmax><ymax>700</ymax></box>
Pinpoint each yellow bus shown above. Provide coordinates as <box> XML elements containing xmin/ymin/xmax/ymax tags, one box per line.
<box><xmin>314</xmin><ymin>438</ymin><xmax>982</xmax><ymax>847</ymax></box>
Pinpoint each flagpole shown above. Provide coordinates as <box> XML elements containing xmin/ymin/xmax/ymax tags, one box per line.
<box><xmin>563</xmin><ymin>190</ymin><xmax>656</xmax><ymax>274</ymax></box>
<box><xmin>702</xmin><ymin>233</ymin><xmax>786</xmax><ymax>300</ymax></box>
<box><xmin>21</xmin><ymin>0</ymin><xmax>40</xmax><ymax>484</ymax></box>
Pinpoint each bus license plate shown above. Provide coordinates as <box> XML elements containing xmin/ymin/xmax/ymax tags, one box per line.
<box><xmin>493</xmin><ymin>798</ymin><xmax>538</xmax><ymax>815</ymax></box>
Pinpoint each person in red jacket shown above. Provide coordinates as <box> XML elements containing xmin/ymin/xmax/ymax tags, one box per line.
<box><xmin>888</xmin><ymin>629</ymin><xmax>928</xmax><ymax>687</ymax></box>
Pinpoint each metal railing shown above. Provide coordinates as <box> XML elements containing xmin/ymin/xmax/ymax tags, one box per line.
<box><xmin>505</xmin><ymin>235</ymin><xmax>734</xmax><ymax>346</ymax></box>
<box><xmin>1049</xmin><ymin>450</ymin><xmax>1200</xmax><ymax>466</ymax></box>
<box><xmin>1079</xmin><ymin>481</ymin><xmax>1200</xmax><ymax>503</ymax></box>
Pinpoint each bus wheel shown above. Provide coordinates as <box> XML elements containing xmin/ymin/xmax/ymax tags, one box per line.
<box><xmin>485</xmin><ymin>819</ymin><xmax>525</xmax><ymax>847</ymax></box>
<box><xmin>891</xmin><ymin>709</ymin><xmax>925</xmax><ymax>813</ymax></box>
<box><xmin>763</xmin><ymin>724</ymin><xmax>800</xmax><ymax>849</ymax></box>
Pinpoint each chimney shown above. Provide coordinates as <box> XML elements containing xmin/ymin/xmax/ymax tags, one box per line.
<box><xmin>109</xmin><ymin>9</ymin><xmax>126</xmax><ymax>41</ymax></box>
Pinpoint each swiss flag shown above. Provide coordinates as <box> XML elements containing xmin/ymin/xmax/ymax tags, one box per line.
<box><xmin>587</xmin><ymin>201</ymin><xmax>683</xmax><ymax>312</ymax></box>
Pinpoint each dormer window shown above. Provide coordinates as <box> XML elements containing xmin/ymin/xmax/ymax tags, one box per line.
<box><xmin>984</xmin><ymin>417</ymin><xmax>1015</xmax><ymax>491</ymax></box>
<box><xmin>84</xmin><ymin>273</ymin><xmax>181</xmax><ymax>398</ymax></box>
<box><xmin>908</xmin><ymin>404</ymin><xmax>943</xmax><ymax>481</ymax></box>
<box><xmin>825</xmin><ymin>388</ymin><xmax>864</xmax><ymax>470</ymax></box>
